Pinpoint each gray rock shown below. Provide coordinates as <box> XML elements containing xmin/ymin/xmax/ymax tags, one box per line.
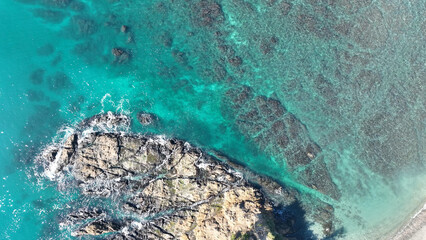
<box><xmin>39</xmin><ymin>115</ymin><xmax>336</xmax><ymax>238</ymax></box>
<box><xmin>136</xmin><ymin>112</ymin><xmax>157</xmax><ymax>126</ymax></box>
<box><xmin>72</xmin><ymin>219</ymin><xmax>122</xmax><ymax>237</ymax></box>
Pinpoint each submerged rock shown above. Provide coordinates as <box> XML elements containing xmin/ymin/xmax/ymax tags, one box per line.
<box><xmin>71</xmin><ymin>15</ymin><xmax>97</xmax><ymax>37</ymax></box>
<box><xmin>192</xmin><ymin>0</ymin><xmax>224</xmax><ymax>27</ymax></box>
<box><xmin>33</xmin><ymin>8</ymin><xmax>67</xmax><ymax>24</ymax></box>
<box><xmin>46</xmin><ymin>71</ymin><xmax>72</xmax><ymax>91</ymax></box>
<box><xmin>38</xmin><ymin>115</ymin><xmax>332</xmax><ymax>239</ymax></box>
<box><xmin>41</xmin><ymin>0</ymin><xmax>73</xmax><ymax>8</ymax></box>
<box><xmin>111</xmin><ymin>48</ymin><xmax>131</xmax><ymax>64</ymax></box>
<box><xmin>136</xmin><ymin>112</ymin><xmax>157</xmax><ymax>126</ymax></box>
<box><xmin>225</xmin><ymin>85</ymin><xmax>341</xmax><ymax>200</ymax></box>
<box><xmin>69</xmin><ymin>1</ymin><xmax>86</xmax><ymax>12</ymax></box>
<box><xmin>26</xmin><ymin>89</ymin><xmax>46</xmax><ymax>102</ymax></box>
<box><xmin>37</xmin><ymin>44</ymin><xmax>55</xmax><ymax>56</ymax></box>
<box><xmin>29</xmin><ymin>68</ymin><xmax>45</xmax><ymax>85</ymax></box>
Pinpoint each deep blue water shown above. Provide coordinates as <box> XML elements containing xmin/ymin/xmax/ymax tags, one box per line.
<box><xmin>0</xmin><ymin>0</ymin><xmax>425</xmax><ymax>239</ymax></box>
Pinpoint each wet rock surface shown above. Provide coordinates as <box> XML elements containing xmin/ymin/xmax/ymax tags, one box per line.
<box><xmin>39</xmin><ymin>114</ymin><xmax>333</xmax><ymax>239</ymax></box>
<box><xmin>136</xmin><ymin>112</ymin><xmax>158</xmax><ymax>126</ymax></box>
<box><xmin>77</xmin><ymin>112</ymin><xmax>131</xmax><ymax>130</ymax></box>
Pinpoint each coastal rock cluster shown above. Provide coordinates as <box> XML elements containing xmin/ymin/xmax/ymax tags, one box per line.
<box><xmin>39</xmin><ymin>114</ymin><xmax>325</xmax><ymax>239</ymax></box>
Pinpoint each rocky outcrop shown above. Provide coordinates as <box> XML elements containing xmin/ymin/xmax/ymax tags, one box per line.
<box><xmin>136</xmin><ymin>112</ymin><xmax>158</xmax><ymax>126</ymax></box>
<box><xmin>39</xmin><ymin>114</ymin><xmax>328</xmax><ymax>239</ymax></box>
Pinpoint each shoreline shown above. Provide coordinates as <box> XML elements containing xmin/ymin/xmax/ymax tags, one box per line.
<box><xmin>38</xmin><ymin>113</ymin><xmax>425</xmax><ymax>240</ymax></box>
<box><xmin>391</xmin><ymin>202</ymin><xmax>426</xmax><ymax>240</ymax></box>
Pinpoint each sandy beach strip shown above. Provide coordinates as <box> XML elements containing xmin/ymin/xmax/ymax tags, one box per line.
<box><xmin>391</xmin><ymin>203</ymin><xmax>426</xmax><ymax>240</ymax></box>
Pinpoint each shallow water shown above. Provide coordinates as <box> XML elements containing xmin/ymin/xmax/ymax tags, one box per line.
<box><xmin>0</xmin><ymin>0</ymin><xmax>425</xmax><ymax>239</ymax></box>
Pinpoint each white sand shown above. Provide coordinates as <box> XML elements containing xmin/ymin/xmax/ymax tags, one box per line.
<box><xmin>392</xmin><ymin>204</ymin><xmax>426</xmax><ymax>240</ymax></box>
<box><xmin>408</xmin><ymin>226</ymin><xmax>426</xmax><ymax>240</ymax></box>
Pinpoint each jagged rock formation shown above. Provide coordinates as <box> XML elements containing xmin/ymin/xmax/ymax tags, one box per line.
<box><xmin>40</xmin><ymin>114</ymin><xmax>333</xmax><ymax>239</ymax></box>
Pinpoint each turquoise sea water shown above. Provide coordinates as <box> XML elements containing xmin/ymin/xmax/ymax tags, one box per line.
<box><xmin>0</xmin><ymin>0</ymin><xmax>425</xmax><ymax>239</ymax></box>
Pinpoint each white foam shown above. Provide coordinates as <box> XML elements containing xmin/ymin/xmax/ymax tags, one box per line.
<box><xmin>412</xmin><ymin>203</ymin><xmax>426</xmax><ymax>219</ymax></box>
<box><xmin>100</xmin><ymin>94</ymin><xmax>132</xmax><ymax>115</ymax></box>
<box><xmin>153</xmin><ymin>135</ymin><xmax>168</xmax><ymax>145</ymax></box>
<box><xmin>42</xmin><ymin>127</ymin><xmax>77</xmax><ymax>180</ymax></box>
<box><xmin>196</xmin><ymin>160</ymin><xmax>212</xmax><ymax>170</ymax></box>
<box><xmin>39</xmin><ymin>111</ymin><xmax>131</xmax><ymax>181</ymax></box>
<box><xmin>131</xmin><ymin>221</ymin><xmax>143</xmax><ymax>230</ymax></box>
<box><xmin>100</xmin><ymin>93</ymin><xmax>112</xmax><ymax>112</ymax></box>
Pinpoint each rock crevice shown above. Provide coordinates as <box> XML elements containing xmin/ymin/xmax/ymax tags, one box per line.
<box><xmin>39</xmin><ymin>114</ymin><xmax>335</xmax><ymax>239</ymax></box>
